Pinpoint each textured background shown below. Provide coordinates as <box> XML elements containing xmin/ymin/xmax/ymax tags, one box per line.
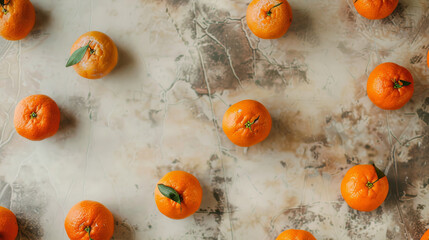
<box><xmin>0</xmin><ymin>0</ymin><xmax>428</xmax><ymax>239</ymax></box>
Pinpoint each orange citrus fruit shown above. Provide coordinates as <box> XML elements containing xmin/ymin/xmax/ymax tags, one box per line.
<box><xmin>222</xmin><ymin>99</ymin><xmax>272</xmax><ymax>147</ymax></box>
<box><xmin>64</xmin><ymin>200</ymin><xmax>114</xmax><ymax>240</ymax></box>
<box><xmin>0</xmin><ymin>0</ymin><xmax>35</xmax><ymax>40</ymax></box>
<box><xmin>68</xmin><ymin>31</ymin><xmax>118</xmax><ymax>79</ymax></box>
<box><xmin>341</xmin><ymin>164</ymin><xmax>389</xmax><ymax>212</ymax></box>
<box><xmin>246</xmin><ymin>0</ymin><xmax>293</xmax><ymax>39</ymax></box>
<box><xmin>353</xmin><ymin>0</ymin><xmax>398</xmax><ymax>20</ymax></box>
<box><xmin>14</xmin><ymin>94</ymin><xmax>61</xmax><ymax>141</ymax></box>
<box><xmin>276</xmin><ymin>229</ymin><xmax>317</xmax><ymax>240</ymax></box>
<box><xmin>0</xmin><ymin>206</ymin><xmax>18</xmax><ymax>240</ymax></box>
<box><xmin>367</xmin><ymin>62</ymin><xmax>414</xmax><ymax>110</ymax></box>
<box><xmin>154</xmin><ymin>170</ymin><xmax>203</xmax><ymax>219</ymax></box>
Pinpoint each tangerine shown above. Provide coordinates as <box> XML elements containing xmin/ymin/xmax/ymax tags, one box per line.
<box><xmin>14</xmin><ymin>94</ymin><xmax>61</xmax><ymax>141</ymax></box>
<box><xmin>222</xmin><ymin>100</ymin><xmax>272</xmax><ymax>147</ymax></box>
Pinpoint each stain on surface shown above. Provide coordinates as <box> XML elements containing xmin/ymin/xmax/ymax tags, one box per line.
<box><xmin>112</xmin><ymin>217</ymin><xmax>136</xmax><ymax>240</ymax></box>
<box><xmin>12</xmin><ymin>182</ymin><xmax>45</xmax><ymax>240</ymax></box>
<box><xmin>417</xmin><ymin>97</ymin><xmax>429</xmax><ymax>125</ymax></box>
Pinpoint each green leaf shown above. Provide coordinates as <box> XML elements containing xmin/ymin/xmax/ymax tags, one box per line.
<box><xmin>158</xmin><ymin>184</ymin><xmax>181</xmax><ymax>204</ymax></box>
<box><xmin>399</xmin><ymin>80</ymin><xmax>412</xmax><ymax>87</ymax></box>
<box><xmin>372</xmin><ymin>164</ymin><xmax>385</xmax><ymax>180</ymax></box>
<box><xmin>66</xmin><ymin>41</ymin><xmax>91</xmax><ymax>67</ymax></box>
<box><xmin>393</xmin><ymin>79</ymin><xmax>412</xmax><ymax>89</ymax></box>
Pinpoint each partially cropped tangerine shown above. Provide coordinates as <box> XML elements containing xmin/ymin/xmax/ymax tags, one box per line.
<box><xmin>367</xmin><ymin>62</ymin><xmax>414</xmax><ymax>110</ymax></box>
<box><xmin>341</xmin><ymin>164</ymin><xmax>389</xmax><ymax>212</ymax></box>
<box><xmin>14</xmin><ymin>94</ymin><xmax>61</xmax><ymax>141</ymax></box>
<box><xmin>276</xmin><ymin>229</ymin><xmax>317</xmax><ymax>240</ymax></box>
<box><xmin>222</xmin><ymin>99</ymin><xmax>272</xmax><ymax>147</ymax></box>
<box><xmin>354</xmin><ymin>0</ymin><xmax>398</xmax><ymax>20</ymax></box>
<box><xmin>0</xmin><ymin>0</ymin><xmax>35</xmax><ymax>40</ymax></box>
<box><xmin>246</xmin><ymin>0</ymin><xmax>293</xmax><ymax>39</ymax></box>
<box><xmin>64</xmin><ymin>200</ymin><xmax>114</xmax><ymax>240</ymax></box>
<box><xmin>68</xmin><ymin>31</ymin><xmax>118</xmax><ymax>79</ymax></box>
<box><xmin>0</xmin><ymin>206</ymin><xmax>18</xmax><ymax>240</ymax></box>
<box><xmin>154</xmin><ymin>170</ymin><xmax>203</xmax><ymax>220</ymax></box>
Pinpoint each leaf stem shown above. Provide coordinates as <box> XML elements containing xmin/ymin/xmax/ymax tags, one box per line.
<box><xmin>366</xmin><ymin>178</ymin><xmax>381</xmax><ymax>189</ymax></box>
<box><xmin>245</xmin><ymin>116</ymin><xmax>260</xmax><ymax>131</ymax></box>
<box><xmin>366</xmin><ymin>164</ymin><xmax>385</xmax><ymax>189</ymax></box>
<box><xmin>84</xmin><ymin>226</ymin><xmax>94</xmax><ymax>240</ymax></box>
<box><xmin>0</xmin><ymin>0</ymin><xmax>10</xmax><ymax>14</ymax></box>
<box><xmin>88</xmin><ymin>41</ymin><xmax>95</xmax><ymax>55</ymax></box>
<box><xmin>30</xmin><ymin>112</ymin><xmax>37</xmax><ymax>119</ymax></box>
<box><xmin>267</xmin><ymin>2</ymin><xmax>283</xmax><ymax>16</ymax></box>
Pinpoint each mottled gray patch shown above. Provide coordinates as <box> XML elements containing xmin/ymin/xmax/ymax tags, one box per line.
<box><xmin>383</xmin><ymin>130</ymin><xmax>429</xmax><ymax>239</ymax></box>
<box><xmin>165</xmin><ymin>0</ymin><xmax>189</xmax><ymax>7</ymax></box>
<box><xmin>256</xmin><ymin>50</ymin><xmax>309</xmax><ymax>87</ymax></box>
<box><xmin>276</xmin><ymin>204</ymin><xmax>338</xmax><ymax>240</ymax></box>
<box><xmin>112</xmin><ymin>216</ymin><xmax>136</xmax><ymax>240</ymax></box>
<box><xmin>0</xmin><ymin>180</ymin><xmax>12</xmax><ymax>208</ymax></box>
<box><xmin>310</xmin><ymin>145</ymin><xmax>321</xmax><ymax>160</ymax></box>
<box><xmin>12</xmin><ymin>182</ymin><xmax>45</xmax><ymax>239</ymax></box>
<box><xmin>417</xmin><ymin>97</ymin><xmax>429</xmax><ymax>125</ymax></box>
<box><xmin>410</xmin><ymin>54</ymin><xmax>423</xmax><ymax>64</ymax></box>
<box><xmin>288</xmin><ymin>7</ymin><xmax>319</xmax><ymax>45</ymax></box>
<box><xmin>148</xmin><ymin>109</ymin><xmax>162</xmax><ymax>127</ymax></box>
<box><xmin>345</xmin><ymin>154</ymin><xmax>360</xmax><ymax>165</ymax></box>
<box><xmin>341</xmin><ymin>111</ymin><xmax>352</xmax><ymax>119</ymax></box>
<box><xmin>193</xmin><ymin>154</ymin><xmax>236</xmax><ymax>239</ymax></box>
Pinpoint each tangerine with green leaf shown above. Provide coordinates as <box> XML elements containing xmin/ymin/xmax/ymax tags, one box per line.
<box><xmin>367</xmin><ymin>62</ymin><xmax>414</xmax><ymax>110</ymax></box>
<box><xmin>0</xmin><ymin>206</ymin><xmax>18</xmax><ymax>240</ymax></box>
<box><xmin>341</xmin><ymin>164</ymin><xmax>389</xmax><ymax>212</ymax></box>
<box><xmin>64</xmin><ymin>200</ymin><xmax>114</xmax><ymax>240</ymax></box>
<box><xmin>276</xmin><ymin>229</ymin><xmax>317</xmax><ymax>240</ymax></box>
<box><xmin>154</xmin><ymin>170</ymin><xmax>203</xmax><ymax>219</ymax></box>
<box><xmin>222</xmin><ymin>99</ymin><xmax>272</xmax><ymax>147</ymax></box>
<box><xmin>14</xmin><ymin>94</ymin><xmax>61</xmax><ymax>141</ymax></box>
<box><xmin>0</xmin><ymin>0</ymin><xmax>35</xmax><ymax>40</ymax></box>
<box><xmin>246</xmin><ymin>0</ymin><xmax>293</xmax><ymax>39</ymax></box>
<box><xmin>67</xmin><ymin>31</ymin><xmax>118</xmax><ymax>79</ymax></box>
<box><xmin>353</xmin><ymin>0</ymin><xmax>398</xmax><ymax>20</ymax></box>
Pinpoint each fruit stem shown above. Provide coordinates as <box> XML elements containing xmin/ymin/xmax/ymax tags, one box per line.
<box><xmin>366</xmin><ymin>178</ymin><xmax>380</xmax><ymax>189</ymax></box>
<box><xmin>267</xmin><ymin>2</ymin><xmax>283</xmax><ymax>16</ymax></box>
<box><xmin>87</xmin><ymin>41</ymin><xmax>95</xmax><ymax>55</ymax></box>
<box><xmin>0</xmin><ymin>0</ymin><xmax>10</xmax><ymax>14</ymax></box>
<box><xmin>245</xmin><ymin>116</ymin><xmax>260</xmax><ymax>131</ymax></box>
<box><xmin>84</xmin><ymin>226</ymin><xmax>94</xmax><ymax>240</ymax></box>
<box><xmin>393</xmin><ymin>80</ymin><xmax>402</xmax><ymax>89</ymax></box>
<box><xmin>30</xmin><ymin>112</ymin><xmax>37</xmax><ymax>119</ymax></box>
<box><xmin>393</xmin><ymin>79</ymin><xmax>411</xmax><ymax>89</ymax></box>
